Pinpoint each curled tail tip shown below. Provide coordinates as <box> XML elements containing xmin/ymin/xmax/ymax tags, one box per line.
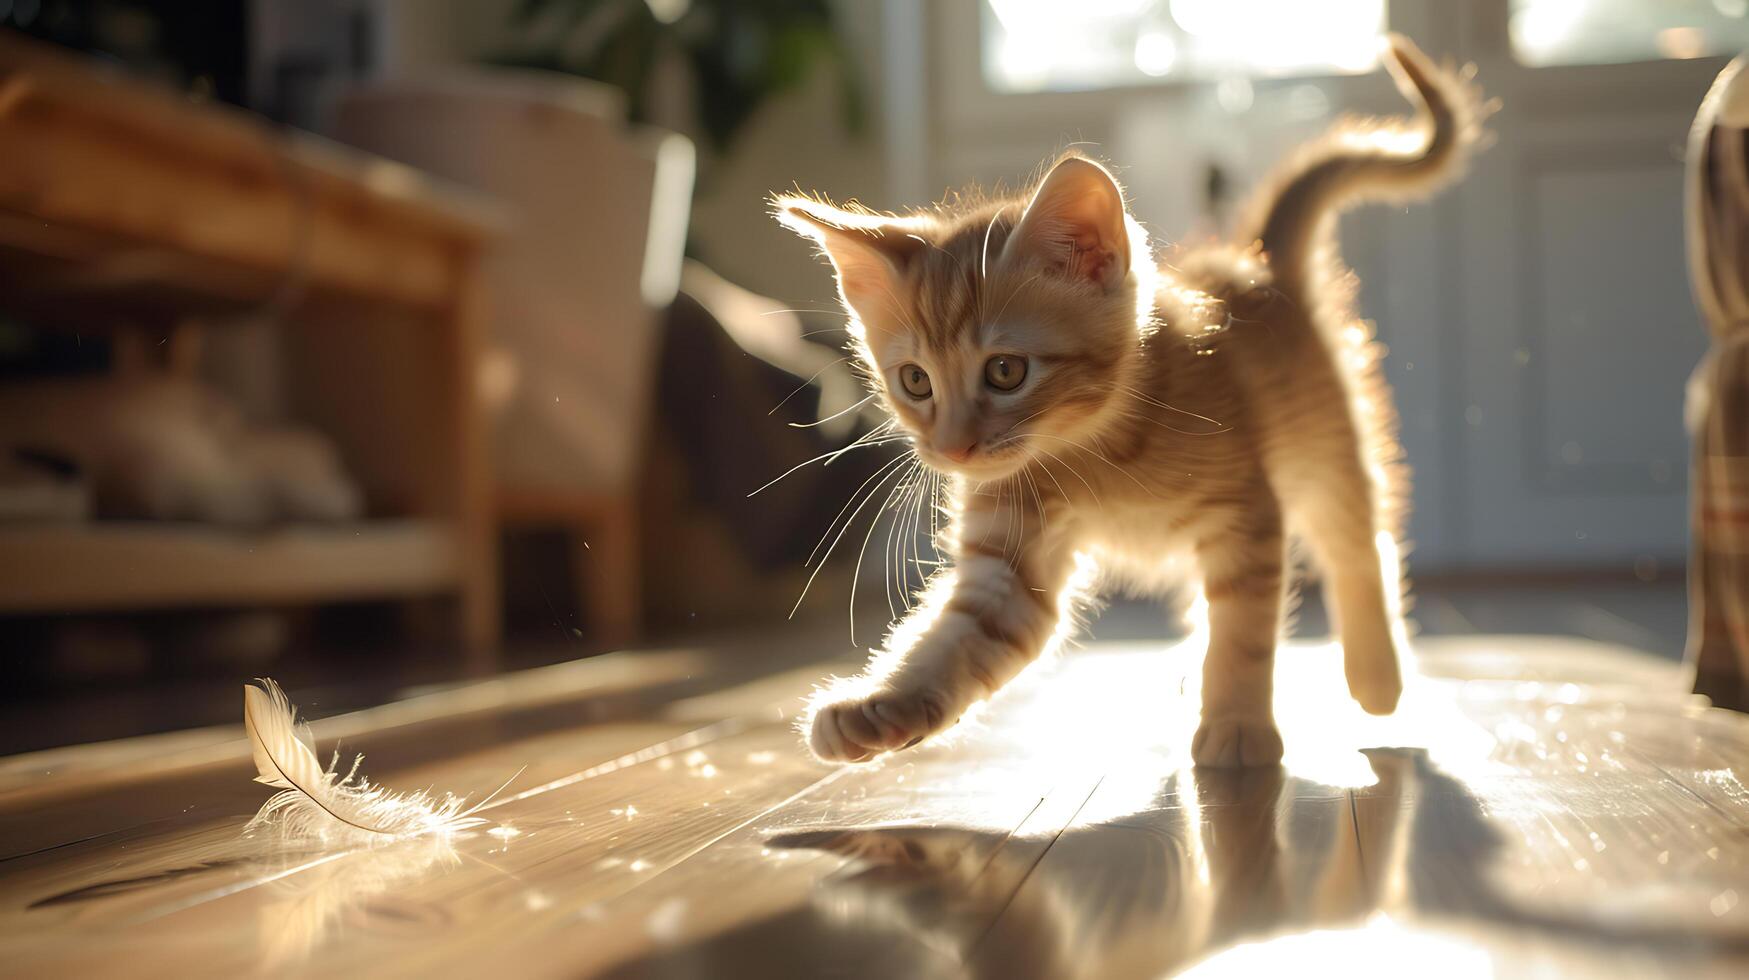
<box><xmin>1243</xmin><ymin>35</ymin><xmax>1491</xmax><ymax>274</ymax></box>
<box><xmin>1382</xmin><ymin>32</ymin><xmax>1429</xmax><ymax>68</ymax></box>
<box><xmin>1382</xmin><ymin>32</ymin><xmax>1498</xmax><ymax>146</ymax></box>
<box><xmin>1380</xmin><ymin>33</ymin><xmax>1447</xmax><ymax>107</ymax></box>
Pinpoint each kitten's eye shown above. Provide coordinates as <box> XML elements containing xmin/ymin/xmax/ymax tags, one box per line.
<box><xmin>898</xmin><ymin>363</ymin><xmax>932</xmax><ymax>399</ymax></box>
<box><xmin>984</xmin><ymin>355</ymin><xmax>1028</xmax><ymax>392</ymax></box>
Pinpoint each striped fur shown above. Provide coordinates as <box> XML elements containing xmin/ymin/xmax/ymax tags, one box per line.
<box><xmin>777</xmin><ymin>36</ymin><xmax>1488</xmax><ymax>767</ymax></box>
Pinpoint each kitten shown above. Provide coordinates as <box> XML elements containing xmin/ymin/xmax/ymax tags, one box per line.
<box><xmin>775</xmin><ymin>35</ymin><xmax>1487</xmax><ymax>767</ymax></box>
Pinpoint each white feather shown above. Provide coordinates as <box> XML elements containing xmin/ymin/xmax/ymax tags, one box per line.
<box><xmin>243</xmin><ymin>678</ymin><xmax>509</xmax><ymax>842</ymax></box>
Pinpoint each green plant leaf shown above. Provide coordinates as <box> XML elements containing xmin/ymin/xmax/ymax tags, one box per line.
<box><xmin>493</xmin><ymin>0</ymin><xmax>864</xmax><ymax>159</ymax></box>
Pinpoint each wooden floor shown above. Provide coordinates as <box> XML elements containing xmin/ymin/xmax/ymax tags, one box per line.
<box><xmin>2</xmin><ymin>632</ymin><xmax>1746</xmax><ymax>978</ymax></box>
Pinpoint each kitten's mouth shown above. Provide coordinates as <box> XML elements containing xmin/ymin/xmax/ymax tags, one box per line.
<box><xmin>922</xmin><ymin>440</ymin><xmax>1029</xmax><ymax>479</ymax></box>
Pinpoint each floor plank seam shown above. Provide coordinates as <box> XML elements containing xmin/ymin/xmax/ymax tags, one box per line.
<box><xmin>965</xmin><ymin>774</ymin><xmax>1108</xmax><ymax>962</ymax></box>
<box><xmin>971</xmin><ymin>794</ymin><xmax>1047</xmax><ymax>883</ymax></box>
<box><xmin>0</xmin><ymin>820</ymin><xmax>176</xmax><ymax>868</ymax></box>
<box><xmin>481</xmin><ymin>718</ymin><xmax>752</xmax><ymax>812</ymax></box>
<box><xmin>555</xmin><ymin>765</ymin><xmax>856</xmax><ymax>947</ymax></box>
<box><xmin>1619</xmin><ymin>744</ymin><xmax>1740</xmax><ymax>823</ymax></box>
<box><xmin>135</xmin><ymin>850</ymin><xmax>355</xmax><ymax>926</ymax></box>
<box><xmin>1346</xmin><ymin>788</ymin><xmax>1373</xmax><ymax>907</ymax></box>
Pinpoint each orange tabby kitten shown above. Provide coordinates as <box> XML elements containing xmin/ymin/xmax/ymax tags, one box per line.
<box><xmin>776</xmin><ymin>36</ymin><xmax>1487</xmax><ymax>767</ymax></box>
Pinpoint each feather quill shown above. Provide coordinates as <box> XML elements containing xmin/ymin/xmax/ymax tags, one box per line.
<box><xmin>243</xmin><ymin>678</ymin><xmax>506</xmax><ymax>842</ymax></box>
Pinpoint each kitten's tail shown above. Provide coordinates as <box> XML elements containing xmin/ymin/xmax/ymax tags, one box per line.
<box><xmin>1241</xmin><ymin>34</ymin><xmax>1491</xmax><ymax>291</ymax></box>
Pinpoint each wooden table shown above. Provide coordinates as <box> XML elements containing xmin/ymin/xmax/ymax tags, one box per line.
<box><xmin>0</xmin><ymin>35</ymin><xmax>502</xmax><ymax>662</ymax></box>
<box><xmin>1</xmin><ymin>633</ymin><xmax>1745</xmax><ymax>978</ymax></box>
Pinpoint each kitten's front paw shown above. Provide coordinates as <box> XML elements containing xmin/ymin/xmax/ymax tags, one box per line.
<box><xmin>1191</xmin><ymin>715</ymin><xmax>1284</xmax><ymax>768</ymax></box>
<box><xmin>807</xmin><ymin>690</ymin><xmax>950</xmax><ymax>764</ymax></box>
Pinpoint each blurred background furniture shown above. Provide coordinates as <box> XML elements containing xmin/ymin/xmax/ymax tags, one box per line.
<box><xmin>0</xmin><ymin>34</ymin><xmax>502</xmax><ymax>665</ymax></box>
<box><xmin>335</xmin><ymin>70</ymin><xmax>694</xmax><ymax>648</ymax></box>
<box><xmin>1684</xmin><ymin>53</ymin><xmax>1749</xmax><ymax>713</ymax></box>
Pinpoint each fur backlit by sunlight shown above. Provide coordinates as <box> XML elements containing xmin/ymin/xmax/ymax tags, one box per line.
<box><xmin>772</xmin><ymin>35</ymin><xmax>1491</xmax><ymax>771</ymax></box>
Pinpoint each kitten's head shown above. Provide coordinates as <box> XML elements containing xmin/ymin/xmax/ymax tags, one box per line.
<box><xmin>776</xmin><ymin>154</ymin><xmax>1152</xmax><ymax>481</ymax></box>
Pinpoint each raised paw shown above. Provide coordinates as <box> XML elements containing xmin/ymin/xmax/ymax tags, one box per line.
<box><xmin>1343</xmin><ymin>637</ymin><xmax>1404</xmax><ymax>716</ymax></box>
<box><xmin>1192</xmin><ymin>715</ymin><xmax>1284</xmax><ymax>768</ymax></box>
<box><xmin>1347</xmin><ymin>666</ymin><xmax>1402</xmax><ymax>716</ymax></box>
<box><xmin>808</xmin><ymin>690</ymin><xmax>950</xmax><ymax>764</ymax></box>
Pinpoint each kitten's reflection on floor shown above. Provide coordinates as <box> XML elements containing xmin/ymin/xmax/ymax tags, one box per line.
<box><xmin>604</xmin><ymin>749</ymin><xmax>1476</xmax><ymax>980</ymax></box>
<box><xmin>777</xmin><ymin>752</ymin><xmax>1433</xmax><ymax>980</ymax></box>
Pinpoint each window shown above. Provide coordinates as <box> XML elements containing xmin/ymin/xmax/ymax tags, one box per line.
<box><xmin>980</xmin><ymin>0</ymin><xmax>1387</xmax><ymax>94</ymax></box>
<box><xmin>1510</xmin><ymin>0</ymin><xmax>1749</xmax><ymax>67</ymax></box>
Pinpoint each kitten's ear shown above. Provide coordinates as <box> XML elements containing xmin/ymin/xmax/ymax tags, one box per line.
<box><xmin>774</xmin><ymin>195</ymin><xmax>925</xmax><ymax>319</ymax></box>
<box><xmin>1004</xmin><ymin>156</ymin><xmax>1131</xmax><ymax>291</ymax></box>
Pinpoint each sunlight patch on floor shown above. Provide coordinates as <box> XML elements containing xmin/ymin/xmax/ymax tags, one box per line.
<box><xmin>907</xmin><ymin>631</ymin><xmax>1502</xmax><ymax>830</ymax></box>
<box><xmin>1179</xmin><ymin>913</ymin><xmax>1493</xmax><ymax>979</ymax></box>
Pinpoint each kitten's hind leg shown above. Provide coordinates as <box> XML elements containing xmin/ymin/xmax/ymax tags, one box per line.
<box><xmin>1292</xmin><ymin>458</ymin><xmax>1404</xmax><ymax>716</ymax></box>
<box><xmin>1328</xmin><ymin>546</ymin><xmax>1404</xmax><ymax>716</ymax></box>
<box><xmin>1192</xmin><ymin>502</ymin><xmax>1287</xmax><ymax>768</ymax></box>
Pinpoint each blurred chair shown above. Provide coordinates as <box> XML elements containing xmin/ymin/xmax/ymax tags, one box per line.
<box><xmin>1683</xmin><ymin>54</ymin><xmax>1749</xmax><ymax>712</ymax></box>
<box><xmin>336</xmin><ymin>69</ymin><xmax>695</xmax><ymax>645</ymax></box>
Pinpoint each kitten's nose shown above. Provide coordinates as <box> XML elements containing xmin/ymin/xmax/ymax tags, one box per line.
<box><xmin>942</xmin><ymin>440</ymin><xmax>978</xmax><ymax>463</ymax></box>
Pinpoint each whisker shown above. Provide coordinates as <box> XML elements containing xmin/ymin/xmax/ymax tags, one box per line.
<box><xmin>884</xmin><ymin>473</ymin><xmax>907</xmax><ymax>618</ymax></box>
<box><xmin>905</xmin><ymin>464</ymin><xmax>933</xmax><ymax>603</ymax></box>
<box><xmin>853</xmin><ymin>457</ymin><xmax>921</xmax><ymax>642</ymax></box>
<box><xmin>1027</xmin><ymin>454</ymin><xmax>1074</xmax><ymax>510</ymax></box>
<box><xmin>1106</xmin><ymin>403</ymin><xmax>1228</xmax><ymax>437</ymax></box>
<box><xmin>1007</xmin><ymin>476</ymin><xmax>1027</xmax><ymax>572</ymax></box>
<box><xmin>977</xmin><ymin>480</ymin><xmax>1005</xmax><ymax>551</ymax></box>
<box><xmin>896</xmin><ymin>464</ymin><xmax>928</xmax><ymax>612</ymax></box>
<box><xmin>880</xmin><ymin>468</ymin><xmax>906</xmax><ymax>621</ymax></box>
<box><xmin>1023</xmin><ymin>431</ymin><xmax>1159</xmax><ymax>498</ymax></box>
<box><xmin>767</xmin><ymin>355</ymin><xmax>851</xmax><ymax>416</ymax></box>
<box><xmin>1024</xmin><ymin>466</ymin><xmax>1048</xmax><ymax>541</ymax></box>
<box><xmin>996</xmin><ymin>406</ymin><xmax>1054</xmax><ymax>441</ymax></box>
<box><xmin>789</xmin><ymin>393</ymin><xmax>876</xmax><ymax>428</ymax></box>
<box><xmin>1027</xmin><ymin>444</ymin><xmax>1103</xmax><ymax>508</ymax></box>
<box><xmin>916</xmin><ymin>465</ymin><xmax>944</xmax><ymax>574</ymax></box>
<box><xmin>807</xmin><ymin>449</ymin><xmax>914</xmax><ymax>568</ymax></box>
<box><xmin>925</xmin><ymin>469</ymin><xmax>942</xmax><ymax>565</ymax></box>
<box><xmin>824</xmin><ymin>428</ymin><xmax>908</xmax><ymax>467</ymax></box>
<box><xmin>747</xmin><ymin>427</ymin><xmax>904</xmax><ymax>497</ymax></box>
<box><xmin>851</xmin><ymin>416</ymin><xmax>898</xmax><ymax>440</ymax></box>
<box><xmin>888</xmin><ymin>461</ymin><xmax>928</xmax><ymax>617</ymax></box>
<box><xmin>917</xmin><ymin>475</ymin><xmax>939</xmax><ymax>583</ymax></box>
<box><xmin>822</xmin><ymin>417</ymin><xmax>900</xmax><ymax>461</ymax></box>
<box><xmin>1111</xmin><ymin>383</ymin><xmax>1230</xmax><ymax>430</ymax></box>
<box><xmin>1001</xmin><ymin>476</ymin><xmax>1016</xmax><ymax>559</ymax></box>
<box><xmin>793</xmin><ymin>453</ymin><xmax>914</xmax><ymax>622</ymax></box>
